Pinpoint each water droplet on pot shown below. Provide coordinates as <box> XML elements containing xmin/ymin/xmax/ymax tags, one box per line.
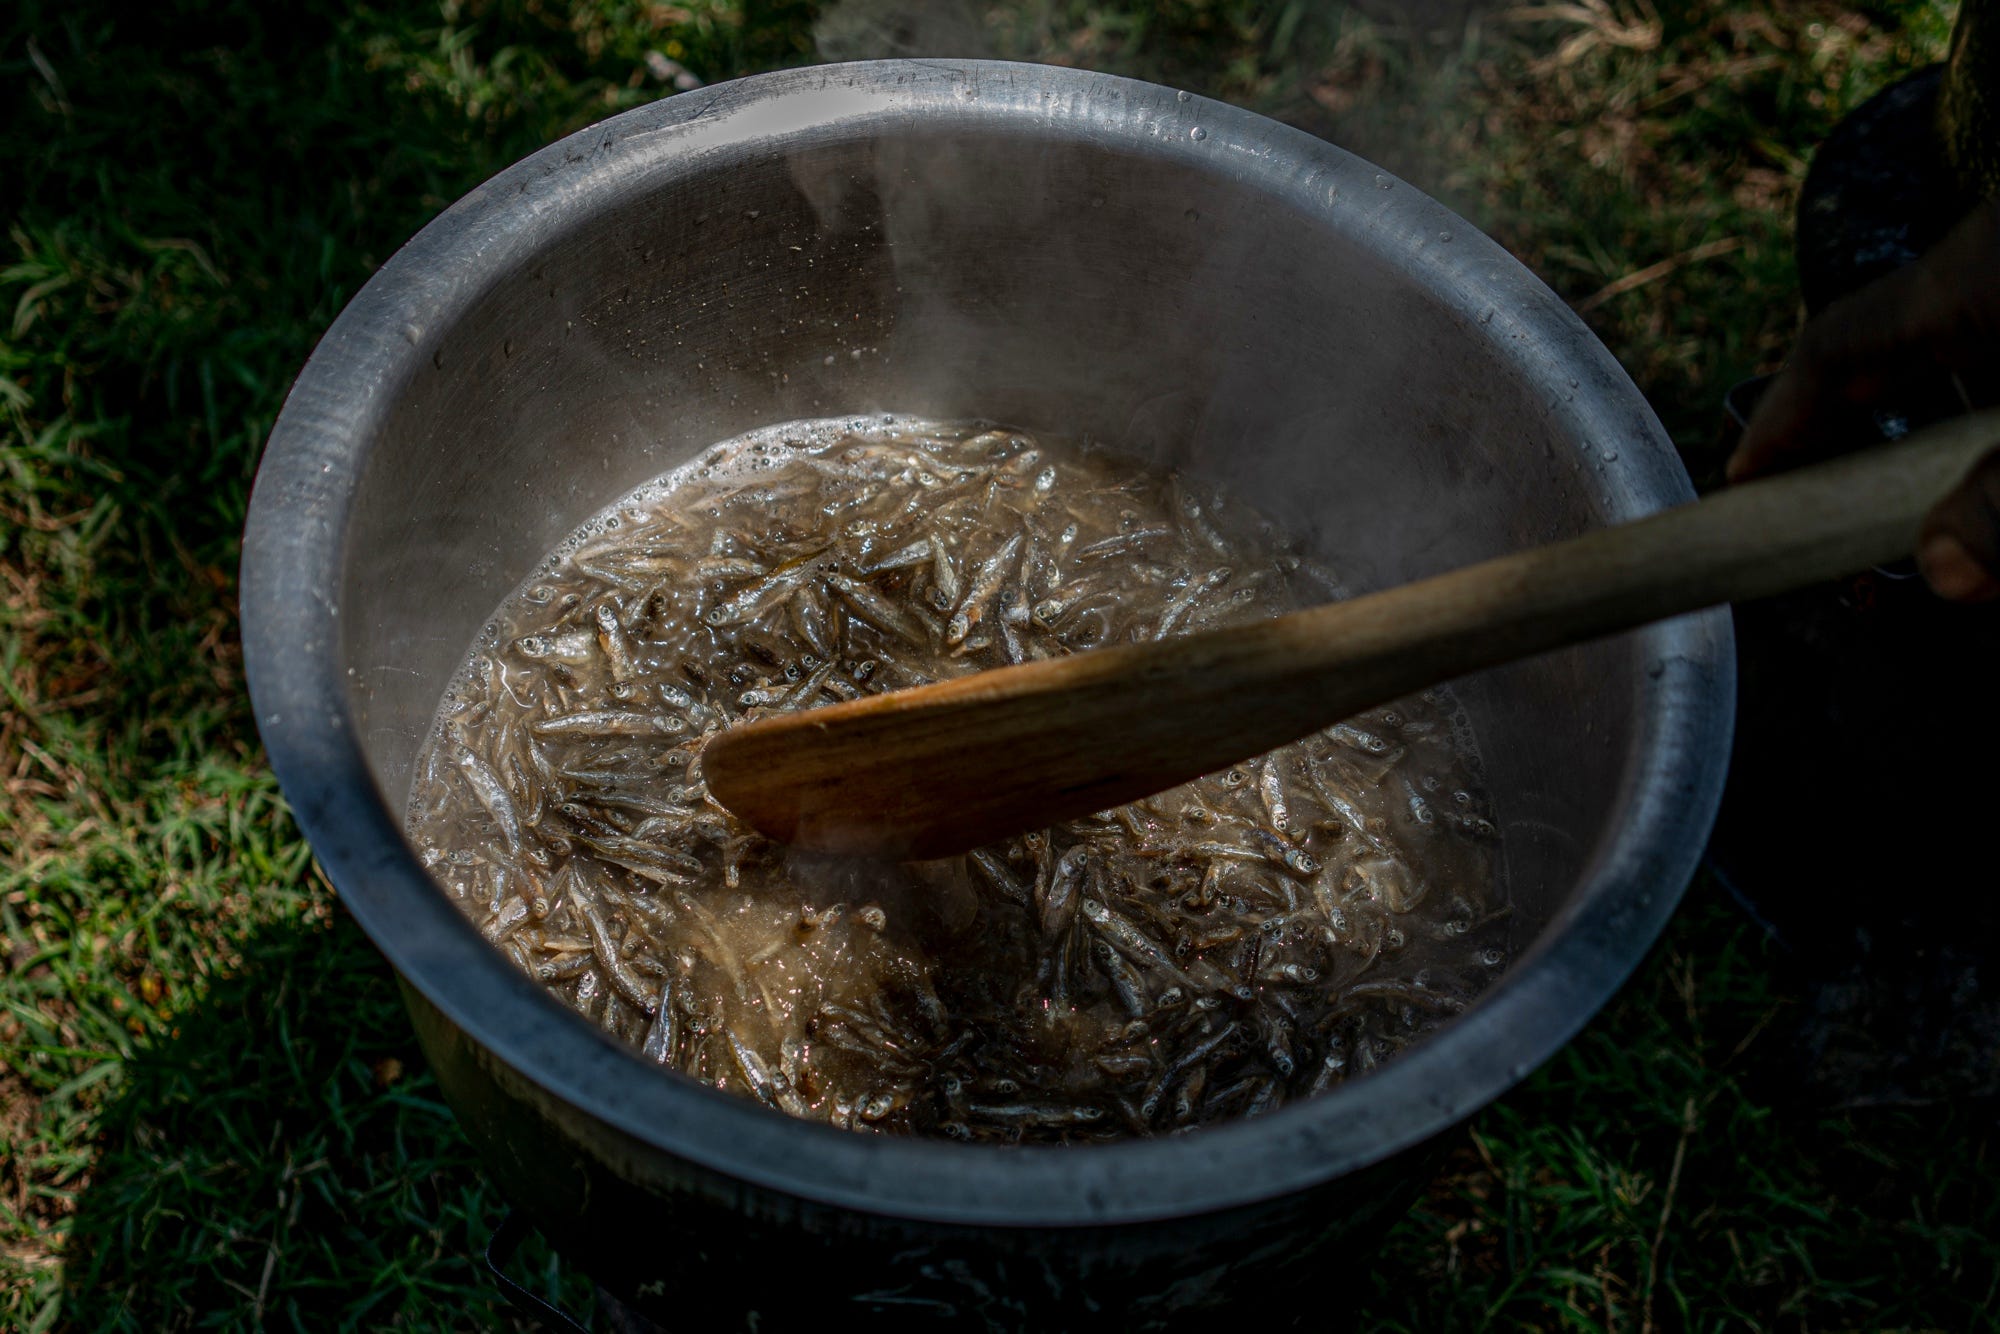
<box><xmin>1190</xmin><ymin>126</ymin><xmax>1207</xmax><ymax>141</ymax></box>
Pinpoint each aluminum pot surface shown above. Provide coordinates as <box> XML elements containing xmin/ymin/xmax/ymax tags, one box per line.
<box><xmin>241</xmin><ymin>59</ymin><xmax>1732</xmax><ymax>1329</ymax></box>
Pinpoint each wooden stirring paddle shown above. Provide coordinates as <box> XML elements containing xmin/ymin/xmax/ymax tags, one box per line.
<box><xmin>704</xmin><ymin>411</ymin><xmax>2000</xmax><ymax>860</ymax></box>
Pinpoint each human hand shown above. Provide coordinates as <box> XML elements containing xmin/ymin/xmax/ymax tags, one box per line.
<box><xmin>1728</xmin><ymin>200</ymin><xmax>2000</xmax><ymax>602</ymax></box>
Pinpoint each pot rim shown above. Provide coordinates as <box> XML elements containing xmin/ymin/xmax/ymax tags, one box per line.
<box><xmin>241</xmin><ymin>58</ymin><xmax>1733</xmax><ymax>1228</ymax></box>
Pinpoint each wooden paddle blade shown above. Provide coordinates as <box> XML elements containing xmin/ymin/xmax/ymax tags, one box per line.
<box><xmin>701</xmin><ymin>630</ymin><xmax>1343</xmax><ymax>860</ymax></box>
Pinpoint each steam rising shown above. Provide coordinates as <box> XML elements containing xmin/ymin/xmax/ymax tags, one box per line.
<box><xmin>813</xmin><ymin>0</ymin><xmax>996</xmax><ymax>62</ymax></box>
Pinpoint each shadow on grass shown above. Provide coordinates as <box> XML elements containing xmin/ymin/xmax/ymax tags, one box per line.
<box><xmin>51</xmin><ymin>878</ymin><xmax>2000</xmax><ymax>1332</ymax></box>
<box><xmin>1360</xmin><ymin>883</ymin><xmax>2000</xmax><ymax>1333</ymax></box>
<box><xmin>57</xmin><ymin>911</ymin><xmax>582</xmax><ymax>1333</ymax></box>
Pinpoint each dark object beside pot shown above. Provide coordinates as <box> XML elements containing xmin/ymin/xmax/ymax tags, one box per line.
<box><xmin>1712</xmin><ymin>25</ymin><xmax>2000</xmax><ymax>1107</ymax></box>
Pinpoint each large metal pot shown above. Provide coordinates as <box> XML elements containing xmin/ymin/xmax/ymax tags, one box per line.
<box><xmin>242</xmin><ymin>60</ymin><xmax>1731</xmax><ymax>1330</ymax></box>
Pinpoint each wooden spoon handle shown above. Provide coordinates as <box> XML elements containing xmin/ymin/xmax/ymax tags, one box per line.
<box><xmin>704</xmin><ymin>411</ymin><xmax>2000</xmax><ymax>859</ymax></box>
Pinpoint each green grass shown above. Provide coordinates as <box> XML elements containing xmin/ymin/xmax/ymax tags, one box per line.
<box><xmin>2</xmin><ymin>0</ymin><xmax>1994</xmax><ymax>1329</ymax></box>
<box><xmin>1371</xmin><ymin>888</ymin><xmax>2000</xmax><ymax>1331</ymax></box>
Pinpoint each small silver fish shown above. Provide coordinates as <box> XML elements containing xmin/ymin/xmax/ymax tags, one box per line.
<box><xmin>736</xmin><ymin>681</ymin><xmax>792</xmax><ymax>709</ymax></box>
<box><xmin>787</xmin><ymin>588</ymin><xmax>834</xmax><ymax>659</ymax></box>
<box><xmin>1095</xmin><ymin>939</ymin><xmax>1151</xmax><ymax>1018</ymax></box>
<box><xmin>577</xmin><ymin>898</ymin><xmax>659</xmax><ymax>1014</ymax></box>
<box><xmin>571</xmin><ymin>832</ymin><xmax>703</xmax><ymax>884</ymax></box>
<box><xmin>694</xmin><ymin>555</ymin><xmax>768</xmax><ymax>580</ymax></box>
<box><xmin>827</xmin><ymin>573</ymin><xmax>929</xmax><ymax>647</ymax></box>
<box><xmin>531</xmin><ymin>711</ymin><xmax>686</xmax><ymax>737</ymax></box>
<box><xmin>1156</xmin><ymin>566</ymin><xmax>1232</xmax><ymax>637</ymax></box>
<box><xmin>859</xmin><ymin>537</ymin><xmax>932</xmax><ymax>574</ymax></box>
<box><xmin>1037</xmin><ymin>847</ymin><xmax>1087</xmax><ymax>937</ymax></box>
<box><xmin>640</xmin><ymin>980</ymin><xmax>681</xmax><ymax>1063</ymax></box>
<box><xmin>947</xmin><ymin>533</ymin><xmax>1021</xmax><ymax>644</ymax></box>
<box><xmin>1075</xmin><ymin>527</ymin><xmax>1169</xmax><ymax>560</ymax></box>
<box><xmin>454</xmin><ymin>746</ymin><xmax>521</xmax><ymax>852</ymax></box>
<box><xmin>1256</xmin><ymin>759</ymin><xmax>1293</xmax><ymax>837</ymax></box>
<box><xmin>703</xmin><ymin>561</ymin><xmax>815</xmax><ymax>627</ymax></box>
<box><xmin>1140</xmin><ymin>1021</ymin><xmax>1237</xmax><ymax>1119</ymax></box>
<box><xmin>593</xmin><ymin>603</ymin><xmax>634</xmax><ymax>682</ymax></box>
<box><xmin>1247</xmin><ymin>828</ymin><xmax>1319</xmax><ymax>877</ymax></box>
<box><xmin>967</xmin><ymin>849</ymin><xmax>1029</xmax><ymax>905</ymax></box>
<box><xmin>967</xmin><ymin>1101</ymin><xmax>1105</xmax><ymax>1128</ymax></box>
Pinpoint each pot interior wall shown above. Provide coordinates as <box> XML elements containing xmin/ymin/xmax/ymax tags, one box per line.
<box><xmin>340</xmin><ymin>125</ymin><xmax>1635</xmax><ymax>949</ymax></box>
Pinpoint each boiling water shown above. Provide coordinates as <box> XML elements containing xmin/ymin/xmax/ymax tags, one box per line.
<box><xmin>406</xmin><ymin>418</ymin><xmax>1508</xmax><ymax>1142</ymax></box>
